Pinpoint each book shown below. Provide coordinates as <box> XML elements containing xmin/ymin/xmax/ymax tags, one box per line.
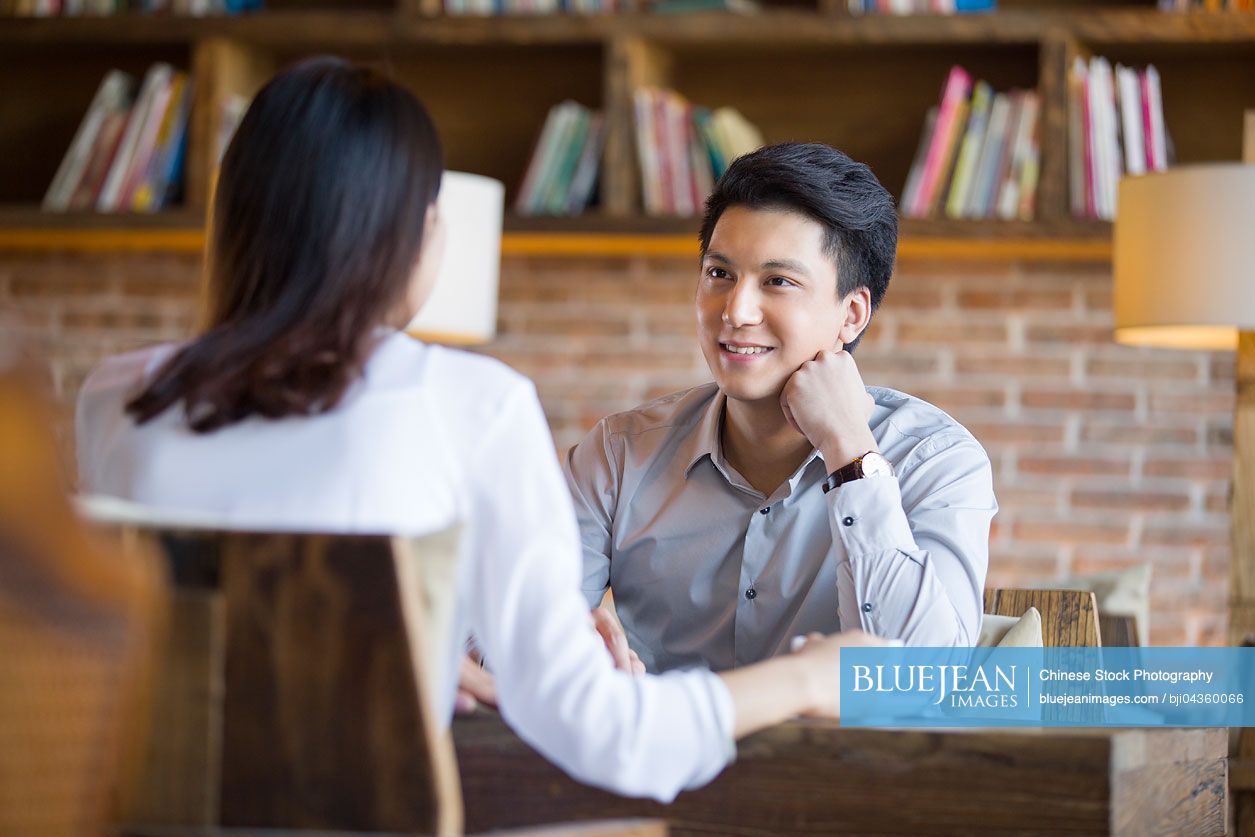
<box><xmin>900</xmin><ymin>105</ymin><xmax>937</xmax><ymax>218</ymax></box>
<box><xmin>566</xmin><ymin>112</ymin><xmax>605</xmax><ymax>214</ymax></box>
<box><xmin>515</xmin><ymin>105</ymin><xmax>563</xmax><ymax>212</ymax></box>
<box><xmin>116</xmin><ymin>69</ymin><xmax>178</xmax><ymax>208</ymax></box>
<box><xmin>1116</xmin><ymin>64</ymin><xmax>1145</xmax><ymax>177</ymax></box>
<box><xmin>944</xmin><ymin>80</ymin><xmax>991</xmax><ymax>219</ymax></box>
<box><xmin>68</xmin><ymin>104</ymin><xmax>130</xmax><ymax>210</ymax></box>
<box><xmin>926</xmin><ymin>95</ymin><xmax>968</xmax><ymax>217</ymax></box>
<box><xmin>133</xmin><ymin>72</ymin><xmax>192</xmax><ymax>212</ymax></box>
<box><xmin>543</xmin><ymin>105</ymin><xmax>590</xmax><ymax>213</ymax></box>
<box><xmin>97</xmin><ymin>63</ymin><xmax>173</xmax><ymax>211</ymax></box>
<box><xmin>911</xmin><ymin>65</ymin><xmax>970</xmax><ymax>218</ymax></box>
<box><xmin>966</xmin><ymin>91</ymin><xmax>1008</xmax><ymax>218</ymax></box>
<box><xmin>43</xmin><ymin>70</ymin><xmax>133</xmax><ymax>211</ymax></box>
<box><xmin>634</xmin><ymin>89</ymin><xmax>664</xmax><ymax>215</ymax></box>
<box><xmin>998</xmin><ymin>91</ymin><xmax>1038</xmax><ymax>220</ymax></box>
<box><xmin>1143</xmin><ymin>64</ymin><xmax>1167</xmax><ymax>172</ymax></box>
<box><xmin>1067</xmin><ymin>56</ymin><xmax>1087</xmax><ymax>217</ymax></box>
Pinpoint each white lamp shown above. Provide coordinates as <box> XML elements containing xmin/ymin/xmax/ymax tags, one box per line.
<box><xmin>1112</xmin><ymin>148</ymin><xmax>1255</xmax><ymax>646</ymax></box>
<box><xmin>407</xmin><ymin>171</ymin><xmax>504</xmax><ymax>346</ymax></box>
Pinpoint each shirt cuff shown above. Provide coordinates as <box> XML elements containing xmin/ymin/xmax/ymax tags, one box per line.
<box><xmin>828</xmin><ymin>474</ymin><xmax>917</xmax><ymax>559</ymax></box>
<box><xmin>697</xmin><ymin>669</ymin><xmax>738</xmax><ymax>774</ymax></box>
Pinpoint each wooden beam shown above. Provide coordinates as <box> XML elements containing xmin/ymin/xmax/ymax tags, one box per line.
<box><xmin>0</xmin><ymin>228</ymin><xmax>1113</xmax><ymax>262</ymax></box>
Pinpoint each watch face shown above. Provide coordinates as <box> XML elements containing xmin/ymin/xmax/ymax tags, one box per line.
<box><xmin>861</xmin><ymin>452</ymin><xmax>895</xmax><ymax>478</ymax></box>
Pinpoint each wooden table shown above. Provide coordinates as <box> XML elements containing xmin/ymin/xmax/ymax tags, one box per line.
<box><xmin>454</xmin><ymin>713</ymin><xmax>1227</xmax><ymax>836</ymax></box>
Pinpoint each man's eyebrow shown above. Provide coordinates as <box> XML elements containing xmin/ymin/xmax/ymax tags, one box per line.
<box><xmin>703</xmin><ymin>252</ymin><xmax>812</xmax><ymax>278</ymax></box>
<box><xmin>762</xmin><ymin>258</ymin><xmax>812</xmax><ymax>277</ymax></box>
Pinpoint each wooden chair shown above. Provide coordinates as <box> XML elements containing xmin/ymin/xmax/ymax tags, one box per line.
<box><xmin>0</xmin><ymin>367</ymin><xmax>164</xmax><ymax>836</ymax></box>
<box><xmin>983</xmin><ymin>588</ymin><xmax>1102</xmax><ymax>647</ymax></box>
<box><xmin>105</xmin><ymin>525</ymin><xmax>664</xmax><ymax>837</ymax></box>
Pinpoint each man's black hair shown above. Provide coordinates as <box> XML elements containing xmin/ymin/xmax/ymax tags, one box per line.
<box><xmin>698</xmin><ymin>142</ymin><xmax>897</xmax><ymax>352</ymax></box>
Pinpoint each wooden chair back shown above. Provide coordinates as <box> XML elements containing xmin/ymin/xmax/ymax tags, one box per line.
<box><xmin>0</xmin><ymin>368</ymin><xmax>163</xmax><ymax>836</ymax></box>
<box><xmin>114</xmin><ymin>527</ymin><xmax>463</xmax><ymax>835</ymax></box>
<box><xmin>984</xmin><ymin>588</ymin><xmax>1102</xmax><ymax>647</ymax></box>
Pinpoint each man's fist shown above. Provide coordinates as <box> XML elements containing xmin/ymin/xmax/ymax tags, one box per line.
<box><xmin>780</xmin><ymin>349</ymin><xmax>877</xmax><ymax>466</ymax></box>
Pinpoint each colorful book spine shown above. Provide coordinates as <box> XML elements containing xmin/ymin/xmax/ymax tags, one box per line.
<box><xmin>910</xmin><ymin>65</ymin><xmax>971</xmax><ymax>218</ymax></box>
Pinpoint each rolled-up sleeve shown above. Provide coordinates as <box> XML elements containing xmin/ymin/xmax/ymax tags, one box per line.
<box><xmin>830</xmin><ymin>433</ymin><xmax>995</xmax><ymax>647</ymax></box>
<box><xmin>466</xmin><ymin>380</ymin><xmax>735</xmax><ymax>801</ymax></box>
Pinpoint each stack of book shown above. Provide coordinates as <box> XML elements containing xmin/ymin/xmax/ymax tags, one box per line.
<box><xmin>634</xmin><ymin>87</ymin><xmax>763</xmax><ymax>217</ymax></box>
<box><xmin>3</xmin><ymin>0</ymin><xmax>261</xmax><ymax>13</ymax></box>
<box><xmin>1068</xmin><ymin>57</ymin><xmax>1168</xmax><ymax>221</ymax></box>
<box><xmin>442</xmin><ymin>0</ymin><xmax>627</xmax><ymax>14</ymax></box>
<box><xmin>900</xmin><ymin>66</ymin><xmax>1040</xmax><ymax>221</ymax></box>
<box><xmin>515</xmin><ymin>101</ymin><xmax>605</xmax><ymax>216</ymax></box>
<box><xmin>1157</xmin><ymin>0</ymin><xmax>1252</xmax><ymax>9</ymax></box>
<box><xmin>846</xmin><ymin>0</ymin><xmax>995</xmax><ymax>13</ymax></box>
<box><xmin>43</xmin><ymin>64</ymin><xmax>192</xmax><ymax>213</ymax></box>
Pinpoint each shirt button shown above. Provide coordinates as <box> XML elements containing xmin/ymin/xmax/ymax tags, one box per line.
<box><xmin>759</xmin><ymin>507</ymin><xmax>770</xmax><ymax>515</ymax></box>
<box><xmin>842</xmin><ymin>516</ymin><xmax>856</xmax><ymax>527</ymax></box>
<box><xmin>745</xmin><ymin>587</ymin><xmax>757</xmax><ymax>601</ymax></box>
<box><xmin>862</xmin><ymin>602</ymin><xmax>874</xmax><ymax>613</ymax></box>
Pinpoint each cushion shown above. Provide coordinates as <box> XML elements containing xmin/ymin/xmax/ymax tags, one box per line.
<box><xmin>978</xmin><ymin>607</ymin><xmax>1043</xmax><ymax>648</ymax></box>
<box><xmin>1055</xmin><ymin>564</ymin><xmax>1151</xmax><ymax>646</ymax></box>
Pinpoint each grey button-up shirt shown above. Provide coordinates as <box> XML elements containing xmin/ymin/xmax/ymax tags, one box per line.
<box><xmin>564</xmin><ymin>382</ymin><xmax>996</xmax><ymax>673</ymax></box>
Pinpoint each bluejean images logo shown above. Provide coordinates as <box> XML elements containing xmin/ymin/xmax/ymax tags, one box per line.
<box><xmin>851</xmin><ymin>661</ymin><xmax>1023</xmax><ymax>708</ymax></box>
<box><xmin>840</xmin><ymin>647</ymin><xmax>1255</xmax><ymax>728</ymax></box>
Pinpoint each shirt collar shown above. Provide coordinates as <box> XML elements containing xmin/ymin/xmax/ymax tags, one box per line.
<box><xmin>682</xmin><ymin>388</ymin><xmax>726</xmax><ymax>479</ymax></box>
<box><xmin>681</xmin><ymin>389</ymin><xmax>828</xmax><ymax>489</ymax></box>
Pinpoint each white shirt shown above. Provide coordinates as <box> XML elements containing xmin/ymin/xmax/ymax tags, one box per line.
<box><xmin>77</xmin><ymin>330</ymin><xmax>735</xmax><ymax>802</ymax></box>
<box><xmin>566</xmin><ymin>383</ymin><xmax>996</xmax><ymax>673</ymax></box>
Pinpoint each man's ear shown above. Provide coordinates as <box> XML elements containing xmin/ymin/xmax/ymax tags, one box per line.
<box><xmin>837</xmin><ymin>287</ymin><xmax>872</xmax><ymax>347</ymax></box>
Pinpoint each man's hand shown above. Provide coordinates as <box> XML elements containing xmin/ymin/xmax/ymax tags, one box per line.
<box><xmin>592</xmin><ymin>606</ymin><xmax>645</xmax><ymax>675</ymax></box>
<box><xmin>455</xmin><ymin>654</ymin><xmax>498</xmax><ymax>713</ymax></box>
<box><xmin>780</xmin><ymin>349</ymin><xmax>877</xmax><ymax>467</ymax></box>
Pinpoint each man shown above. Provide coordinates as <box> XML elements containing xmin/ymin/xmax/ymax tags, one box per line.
<box><xmin>565</xmin><ymin>143</ymin><xmax>996</xmax><ymax>673</ymax></box>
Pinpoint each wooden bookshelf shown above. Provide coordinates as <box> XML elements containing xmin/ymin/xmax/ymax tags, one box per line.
<box><xmin>0</xmin><ymin>5</ymin><xmax>1251</xmax><ymax>255</ymax></box>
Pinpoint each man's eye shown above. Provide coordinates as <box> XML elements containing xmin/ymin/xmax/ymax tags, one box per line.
<box><xmin>706</xmin><ymin>267</ymin><xmax>731</xmax><ymax>280</ymax></box>
<box><xmin>766</xmin><ymin>276</ymin><xmax>794</xmax><ymax>287</ymax></box>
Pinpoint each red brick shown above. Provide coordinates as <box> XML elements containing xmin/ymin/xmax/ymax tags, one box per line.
<box><xmin>1141</xmin><ymin>524</ymin><xmax>1228</xmax><ymax>548</ymax></box>
<box><xmin>1085</xmin><ymin>358</ymin><xmax>1200</xmax><ymax>381</ymax></box>
<box><xmin>963</xmin><ymin>422</ymin><xmax>1065</xmax><ymax>445</ymax></box>
<box><xmin>1012</xmin><ymin>518</ymin><xmax>1130</xmax><ymax>545</ymax></box>
<box><xmin>518</xmin><ymin>312</ymin><xmax>632</xmax><ymax>338</ymax></box>
<box><xmin>897</xmin><ymin>322</ymin><xmax>1006</xmax><ymax>345</ymax></box>
<box><xmin>1079</xmin><ymin>421</ymin><xmax>1198</xmax><ymax>446</ymax></box>
<box><xmin>911</xmin><ymin>388</ymin><xmax>1007</xmax><ymax>410</ymax></box>
<box><xmin>959</xmin><ymin>286</ymin><xmax>1074</xmax><ymax>311</ymax></box>
<box><xmin>1021</xmin><ymin>390</ymin><xmax>1136</xmax><ymax>412</ymax></box>
<box><xmin>955</xmin><ymin>355</ymin><xmax>1071</xmax><ymax>378</ymax></box>
<box><xmin>879</xmin><ymin>287</ymin><xmax>945</xmax><ymax>310</ymax></box>
<box><xmin>1018</xmin><ymin>455</ymin><xmax>1131</xmax><ymax>477</ymax></box>
<box><xmin>855</xmin><ymin>353</ymin><xmax>941</xmax><ymax>377</ymax></box>
<box><xmin>1149</xmin><ymin>391</ymin><xmax>1235</xmax><ymax>414</ymax></box>
<box><xmin>1143</xmin><ymin>458</ymin><xmax>1232</xmax><ymax>481</ymax></box>
<box><xmin>1024</xmin><ymin>323</ymin><xmax>1116</xmax><ymax>345</ymax></box>
<box><xmin>1070</xmin><ymin>490</ymin><xmax>1191</xmax><ymax>512</ymax></box>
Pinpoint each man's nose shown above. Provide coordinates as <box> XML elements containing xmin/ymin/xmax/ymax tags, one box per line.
<box><xmin>722</xmin><ymin>280</ymin><xmax>763</xmax><ymax>327</ymax></box>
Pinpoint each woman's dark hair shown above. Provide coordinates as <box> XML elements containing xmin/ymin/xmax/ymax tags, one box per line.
<box><xmin>698</xmin><ymin>142</ymin><xmax>897</xmax><ymax>352</ymax></box>
<box><xmin>127</xmin><ymin>56</ymin><xmax>443</xmax><ymax>432</ymax></box>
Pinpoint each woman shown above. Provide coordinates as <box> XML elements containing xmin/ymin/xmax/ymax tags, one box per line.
<box><xmin>77</xmin><ymin>57</ymin><xmax>878</xmax><ymax>802</ymax></box>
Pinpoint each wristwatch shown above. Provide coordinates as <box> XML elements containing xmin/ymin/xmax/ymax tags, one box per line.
<box><xmin>822</xmin><ymin>451</ymin><xmax>895</xmax><ymax>494</ymax></box>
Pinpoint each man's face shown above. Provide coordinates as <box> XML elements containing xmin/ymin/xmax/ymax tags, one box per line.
<box><xmin>697</xmin><ymin>205</ymin><xmax>851</xmax><ymax>405</ymax></box>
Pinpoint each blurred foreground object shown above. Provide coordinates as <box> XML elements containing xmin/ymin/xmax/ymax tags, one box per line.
<box><xmin>0</xmin><ymin>363</ymin><xmax>164</xmax><ymax>836</ymax></box>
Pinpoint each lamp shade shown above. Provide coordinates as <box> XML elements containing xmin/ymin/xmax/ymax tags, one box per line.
<box><xmin>407</xmin><ymin>171</ymin><xmax>504</xmax><ymax>345</ymax></box>
<box><xmin>1113</xmin><ymin>164</ymin><xmax>1255</xmax><ymax>351</ymax></box>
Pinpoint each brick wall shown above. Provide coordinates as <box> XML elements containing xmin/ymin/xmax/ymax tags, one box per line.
<box><xmin>0</xmin><ymin>250</ymin><xmax>1233</xmax><ymax>645</ymax></box>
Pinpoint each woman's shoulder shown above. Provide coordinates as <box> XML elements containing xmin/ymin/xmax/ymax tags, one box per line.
<box><xmin>379</xmin><ymin>333</ymin><xmax>533</xmax><ymax>401</ymax></box>
<box><xmin>80</xmin><ymin>343</ymin><xmax>181</xmax><ymax>401</ymax></box>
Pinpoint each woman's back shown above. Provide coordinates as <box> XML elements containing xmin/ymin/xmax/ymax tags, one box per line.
<box><xmin>78</xmin><ymin>331</ymin><xmax>514</xmax><ymax>536</ymax></box>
